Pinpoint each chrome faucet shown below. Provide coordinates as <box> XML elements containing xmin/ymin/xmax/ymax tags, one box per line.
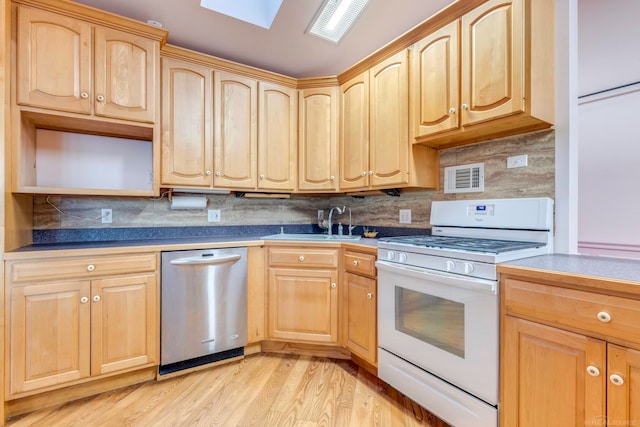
<box><xmin>327</xmin><ymin>206</ymin><xmax>354</xmax><ymax>236</ymax></box>
<box><xmin>327</xmin><ymin>206</ymin><xmax>343</xmax><ymax>236</ymax></box>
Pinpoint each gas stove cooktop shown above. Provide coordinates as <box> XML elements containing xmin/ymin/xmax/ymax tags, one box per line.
<box><xmin>379</xmin><ymin>235</ymin><xmax>543</xmax><ymax>255</ymax></box>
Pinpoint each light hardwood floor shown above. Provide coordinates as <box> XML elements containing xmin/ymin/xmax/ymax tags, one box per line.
<box><xmin>6</xmin><ymin>353</ymin><xmax>450</xmax><ymax>426</ymax></box>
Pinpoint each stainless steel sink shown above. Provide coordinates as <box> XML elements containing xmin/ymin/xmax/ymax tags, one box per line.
<box><xmin>261</xmin><ymin>233</ymin><xmax>361</xmax><ymax>242</ymax></box>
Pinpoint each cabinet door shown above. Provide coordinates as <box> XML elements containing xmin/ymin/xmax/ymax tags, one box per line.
<box><xmin>10</xmin><ymin>281</ymin><xmax>91</xmax><ymax>394</ymax></box>
<box><xmin>258</xmin><ymin>82</ymin><xmax>297</xmax><ymax>191</ymax></box>
<box><xmin>343</xmin><ymin>272</ymin><xmax>376</xmax><ymax>365</ymax></box>
<box><xmin>501</xmin><ymin>316</ymin><xmax>606</xmax><ymax>427</ymax></box>
<box><xmin>94</xmin><ymin>26</ymin><xmax>158</xmax><ymax>123</ymax></box>
<box><xmin>214</xmin><ymin>71</ymin><xmax>258</xmax><ymax>189</ymax></box>
<box><xmin>268</xmin><ymin>268</ymin><xmax>338</xmax><ymax>343</ymax></box>
<box><xmin>91</xmin><ymin>274</ymin><xmax>158</xmax><ymax>376</ymax></box>
<box><xmin>161</xmin><ymin>58</ymin><xmax>213</xmax><ymax>187</ymax></box>
<box><xmin>17</xmin><ymin>6</ymin><xmax>92</xmax><ymax>114</ymax></box>
<box><xmin>461</xmin><ymin>0</ymin><xmax>524</xmax><ymax>126</ymax></box>
<box><xmin>369</xmin><ymin>51</ymin><xmax>409</xmax><ymax>188</ymax></box>
<box><xmin>608</xmin><ymin>344</ymin><xmax>640</xmax><ymax>425</ymax></box>
<box><xmin>340</xmin><ymin>72</ymin><xmax>369</xmax><ymax>190</ymax></box>
<box><xmin>298</xmin><ymin>87</ymin><xmax>339</xmax><ymax>191</ymax></box>
<box><xmin>411</xmin><ymin>20</ymin><xmax>460</xmax><ymax>138</ymax></box>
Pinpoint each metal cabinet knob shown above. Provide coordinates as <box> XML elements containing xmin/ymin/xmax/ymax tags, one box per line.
<box><xmin>80</xmin><ymin>297</ymin><xmax>89</xmax><ymax>304</ymax></box>
<box><xmin>215</xmin><ymin>171</ymin><xmax>221</xmax><ymax>176</ymax></box>
<box><xmin>597</xmin><ymin>311</ymin><xmax>611</xmax><ymax>323</ymax></box>
<box><xmin>81</xmin><ymin>92</ymin><xmax>89</xmax><ymax>99</ymax></box>
<box><xmin>461</xmin><ymin>103</ymin><xmax>468</xmax><ymax>110</ymax></box>
<box><xmin>331</xmin><ymin>283</ymin><xmax>337</xmax><ymax>289</ymax></box>
<box><xmin>368</xmin><ymin>171</ymin><xmax>373</xmax><ymax>176</ymax></box>
<box><xmin>93</xmin><ymin>295</ymin><xmax>101</xmax><ymax>302</ymax></box>
<box><xmin>298</xmin><ymin>256</ymin><xmax>304</xmax><ymax>262</ymax></box>
<box><xmin>87</xmin><ymin>264</ymin><xmax>95</xmax><ymax>272</ymax></box>
<box><xmin>610</xmin><ymin>374</ymin><xmax>624</xmax><ymax>386</ymax></box>
<box><xmin>449</xmin><ymin>107</ymin><xmax>456</xmax><ymax>114</ymax></box>
<box><xmin>96</xmin><ymin>95</ymin><xmax>105</xmax><ymax>102</ymax></box>
<box><xmin>367</xmin><ymin>293</ymin><xmax>373</xmax><ymax>299</ymax></box>
<box><xmin>205</xmin><ymin>170</ymin><xmax>212</xmax><ymax>176</ymax></box>
<box><xmin>361</xmin><ymin>171</ymin><xmax>367</xmax><ymax>177</ymax></box>
<box><xmin>330</xmin><ymin>176</ymin><xmax>335</xmax><ymax>181</ymax></box>
<box><xmin>260</xmin><ymin>174</ymin><xmax>265</xmax><ymax>179</ymax></box>
<box><xmin>586</xmin><ymin>366</ymin><xmax>600</xmax><ymax>377</ymax></box>
<box><xmin>353</xmin><ymin>260</ymin><xmax>359</xmax><ymax>266</ymax></box>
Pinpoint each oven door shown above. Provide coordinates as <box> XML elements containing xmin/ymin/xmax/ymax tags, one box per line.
<box><xmin>376</xmin><ymin>260</ymin><xmax>498</xmax><ymax>406</ymax></box>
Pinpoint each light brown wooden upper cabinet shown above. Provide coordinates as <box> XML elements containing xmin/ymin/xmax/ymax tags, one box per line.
<box><xmin>258</xmin><ymin>82</ymin><xmax>297</xmax><ymax>192</ymax></box>
<box><xmin>17</xmin><ymin>4</ymin><xmax>161</xmax><ymax>124</ymax></box>
<box><xmin>298</xmin><ymin>87</ymin><xmax>339</xmax><ymax>192</ymax></box>
<box><xmin>213</xmin><ymin>71</ymin><xmax>258</xmax><ymax>190</ymax></box>
<box><xmin>411</xmin><ymin>0</ymin><xmax>554</xmax><ymax>148</ymax></box>
<box><xmin>213</xmin><ymin>74</ymin><xmax>298</xmax><ymax>192</ymax></box>
<box><xmin>341</xmin><ymin>51</ymin><xmax>438</xmax><ymax>191</ymax></box>
<box><xmin>161</xmin><ymin>57</ymin><xmax>213</xmax><ymax>187</ymax></box>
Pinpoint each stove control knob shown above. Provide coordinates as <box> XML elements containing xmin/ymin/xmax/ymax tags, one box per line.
<box><xmin>387</xmin><ymin>251</ymin><xmax>396</xmax><ymax>261</ymax></box>
<box><xmin>446</xmin><ymin>260</ymin><xmax>456</xmax><ymax>272</ymax></box>
<box><xmin>463</xmin><ymin>263</ymin><xmax>475</xmax><ymax>274</ymax></box>
<box><xmin>398</xmin><ymin>253</ymin><xmax>408</xmax><ymax>263</ymax></box>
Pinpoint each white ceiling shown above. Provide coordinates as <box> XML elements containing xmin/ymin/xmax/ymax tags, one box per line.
<box><xmin>74</xmin><ymin>0</ymin><xmax>456</xmax><ymax>78</ymax></box>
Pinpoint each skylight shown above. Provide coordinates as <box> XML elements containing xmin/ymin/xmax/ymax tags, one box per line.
<box><xmin>200</xmin><ymin>0</ymin><xmax>284</xmax><ymax>29</ymax></box>
<box><xmin>309</xmin><ymin>0</ymin><xmax>370</xmax><ymax>43</ymax></box>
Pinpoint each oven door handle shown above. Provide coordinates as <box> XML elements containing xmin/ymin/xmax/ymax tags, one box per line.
<box><xmin>375</xmin><ymin>260</ymin><xmax>497</xmax><ymax>295</ymax></box>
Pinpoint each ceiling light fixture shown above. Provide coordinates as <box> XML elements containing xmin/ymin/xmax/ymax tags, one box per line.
<box><xmin>308</xmin><ymin>0</ymin><xmax>370</xmax><ymax>43</ymax></box>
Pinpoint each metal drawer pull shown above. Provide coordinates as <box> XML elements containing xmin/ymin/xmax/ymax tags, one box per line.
<box><xmin>597</xmin><ymin>311</ymin><xmax>611</xmax><ymax>323</ymax></box>
<box><xmin>331</xmin><ymin>283</ymin><xmax>337</xmax><ymax>288</ymax></box>
<box><xmin>353</xmin><ymin>260</ymin><xmax>359</xmax><ymax>266</ymax></box>
<box><xmin>299</xmin><ymin>256</ymin><xmax>305</xmax><ymax>262</ymax></box>
<box><xmin>367</xmin><ymin>293</ymin><xmax>373</xmax><ymax>299</ymax></box>
<box><xmin>87</xmin><ymin>264</ymin><xmax>95</xmax><ymax>272</ymax></box>
<box><xmin>586</xmin><ymin>366</ymin><xmax>600</xmax><ymax>377</ymax></box>
<box><xmin>80</xmin><ymin>297</ymin><xmax>89</xmax><ymax>304</ymax></box>
<box><xmin>610</xmin><ymin>374</ymin><xmax>624</xmax><ymax>386</ymax></box>
<box><xmin>93</xmin><ymin>295</ymin><xmax>100</xmax><ymax>302</ymax></box>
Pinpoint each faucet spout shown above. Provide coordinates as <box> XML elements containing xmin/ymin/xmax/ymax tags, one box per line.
<box><xmin>327</xmin><ymin>206</ymin><xmax>344</xmax><ymax>236</ymax></box>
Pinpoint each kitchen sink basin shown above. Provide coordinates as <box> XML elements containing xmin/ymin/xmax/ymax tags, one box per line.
<box><xmin>261</xmin><ymin>233</ymin><xmax>361</xmax><ymax>242</ymax></box>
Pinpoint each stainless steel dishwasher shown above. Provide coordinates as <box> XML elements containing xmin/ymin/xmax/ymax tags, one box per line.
<box><xmin>160</xmin><ymin>247</ymin><xmax>247</xmax><ymax>375</ymax></box>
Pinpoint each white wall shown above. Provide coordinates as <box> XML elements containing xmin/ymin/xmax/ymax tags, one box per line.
<box><xmin>578</xmin><ymin>0</ymin><xmax>640</xmax><ymax>259</ymax></box>
<box><xmin>578</xmin><ymin>0</ymin><xmax>640</xmax><ymax>96</ymax></box>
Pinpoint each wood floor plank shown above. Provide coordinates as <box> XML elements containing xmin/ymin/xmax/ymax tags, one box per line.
<box><xmin>6</xmin><ymin>353</ymin><xmax>451</xmax><ymax>427</ymax></box>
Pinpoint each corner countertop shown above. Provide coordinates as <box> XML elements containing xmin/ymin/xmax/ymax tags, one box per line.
<box><xmin>498</xmin><ymin>254</ymin><xmax>640</xmax><ymax>295</ymax></box>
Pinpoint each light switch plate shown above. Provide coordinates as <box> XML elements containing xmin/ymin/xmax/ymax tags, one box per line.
<box><xmin>399</xmin><ymin>209</ymin><xmax>411</xmax><ymax>224</ymax></box>
<box><xmin>507</xmin><ymin>154</ymin><xmax>528</xmax><ymax>169</ymax></box>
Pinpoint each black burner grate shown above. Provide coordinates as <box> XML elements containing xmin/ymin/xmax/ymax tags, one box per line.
<box><xmin>380</xmin><ymin>235</ymin><xmax>542</xmax><ymax>254</ymax></box>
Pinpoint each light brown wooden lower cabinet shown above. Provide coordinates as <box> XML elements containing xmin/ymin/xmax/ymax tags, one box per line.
<box><xmin>267</xmin><ymin>267</ymin><xmax>339</xmax><ymax>344</ymax></box>
<box><xmin>9</xmin><ymin>273</ymin><xmax>158</xmax><ymax>396</ymax></box>
<box><xmin>500</xmin><ymin>274</ymin><xmax>640</xmax><ymax>427</ymax></box>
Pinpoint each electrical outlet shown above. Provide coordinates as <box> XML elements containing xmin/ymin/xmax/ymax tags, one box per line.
<box><xmin>101</xmin><ymin>209</ymin><xmax>112</xmax><ymax>224</ymax></box>
<box><xmin>208</xmin><ymin>209</ymin><xmax>221</xmax><ymax>223</ymax></box>
<box><xmin>507</xmin><ymin>154</ymin><xmax>528</xmax><ymax>169</ymax></box>
<box><xmin>399</xmin><ymin>209</ymin><xmax>411</xmax><ymax>224</ymax></box>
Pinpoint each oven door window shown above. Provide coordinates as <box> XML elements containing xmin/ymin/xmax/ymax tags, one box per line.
<box><xmin>395</xmin><ymin>286</ymin><xmax>464</xmax><ymax>358</ymax></box>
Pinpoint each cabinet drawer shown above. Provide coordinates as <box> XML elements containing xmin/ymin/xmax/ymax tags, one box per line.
<box><xmin>10</xmin><ymin>253</ymin><xmax>158</xmax><ymax>283</ymax></box>
<box><xmin>505</xmin><ymin>278</ymin><xmax>640</xmax><ymax>344</ymax></box>
<box><xmin>268</xmin><ymin>248</ymin><xmax>338</xmax><ymax>269</ymax></box>
<box><xmin>344</xmin><ymin>251</ymin><xmax>376</xmax><ymax>277</ymax></box>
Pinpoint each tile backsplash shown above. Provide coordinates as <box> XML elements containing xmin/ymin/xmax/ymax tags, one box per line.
<box><xmin>33</xmin><ymin>130</ymin><xmax>555</xmax><ymax>231</ymax></box>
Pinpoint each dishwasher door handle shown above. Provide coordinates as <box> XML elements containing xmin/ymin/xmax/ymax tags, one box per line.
<box><xmin>169</xmin><ymin>254</ymin><xmax>242</xmax><ymax>266</ymax></box>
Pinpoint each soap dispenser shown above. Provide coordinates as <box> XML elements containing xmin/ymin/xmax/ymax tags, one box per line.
<box><xmin>338</xmin><ymin>223</ymin><xmax>343</xmax><ymax>236</ymax></box>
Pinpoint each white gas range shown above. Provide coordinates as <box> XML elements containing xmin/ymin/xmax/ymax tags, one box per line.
<box><xmin>376</xmin><ymin>197</ymin><xmax>554</xmax><ymax>427</ymax></box>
